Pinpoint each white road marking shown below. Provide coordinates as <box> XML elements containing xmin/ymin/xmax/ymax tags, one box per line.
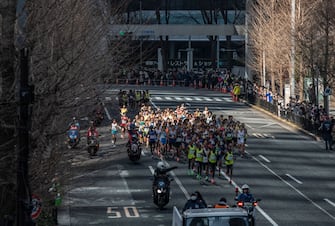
<box><xmin>253</xmin><ymin>133</ymin><xmax>264</xmax><ymax>138</ymax></box>
<box><xmin>285</xmin><ymin>174</ymin><xmax>303</xmax><ymax>184</ymax></box>
<box><xmin>204</xmin><ymin>97</ymin><xmax>212</xmax><ymax>102</ymax></box>
<box><xmin>118</xmin><ymin>165</ymin><xmax>135</xmax><ymax>205</ymax></box>
<box><xmin>223</xmin><ymin>97</ymin><xmax>233</xmax><ymax>102</ymax></box>
<box><xmin>185</xmin><ymin>97</ymin><xmax>192</xmax><ymax>101</ymax></box>
<box><xmin>150</xmin><ymin>100</ymin><xmax>159</xmax><ymax>110</ymax></box>
<box><xmin>214</xmin><ymin>98</ymin><xmax>223</xmax><ymax>102</ymax></box>
<box><xmin>175</xmin><ymin>97</ymin><xmax>183</xmax><ymax>101</ymax></box>
<box><xmin>259</xmin><ymin>123</ymin><xmax>277</xmax><ymax>128</ymax></box>
<box><xmin>102</xmin><ymin>102</ymin><xmax>111</xmax><ymax>120</ymax></box>
<box><xmin>250</xmin><ymin>153</ymin><xmax>335</xmax><ymax>221</ymax></box>
<box><xmin>324</xmin><ymin>198</ymin><xmax>335</xmax><ymax>208</ymax></box>
<box><xmin>259</xmin><ymin>155</ymin><xmax>271</xmax><ymax>163</ymax></box>
<box><xmin>165</xmin><ymin>96</ymin><xmax>173</xmax><ymax>100</ymax></box>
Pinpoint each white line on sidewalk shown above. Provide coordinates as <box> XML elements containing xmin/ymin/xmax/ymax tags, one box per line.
<box><xmin>285</xmin><ymin>174</ymin><xmax>303</xmax><ymax>184</ymax></box>
<box><xmin>259</xmin><ymin>155</ymin><xmax>271</xmax><ymax>163</ymax></box>
<box><xmin>324</xmin><ymin>198</ymin><xmax>335</xmax><ymax>208</ymax></box>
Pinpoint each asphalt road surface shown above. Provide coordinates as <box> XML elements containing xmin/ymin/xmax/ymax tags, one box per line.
<box><xmin>58</xmin><ymin>85</ymin><xmax>335</xmax><ymax>226</ymax></box>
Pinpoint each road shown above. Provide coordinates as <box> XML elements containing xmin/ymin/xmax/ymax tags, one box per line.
<box><xmin>58</xmin><ymin>85</ymin><xmax>335</xmax><ymax>226</ymax></box>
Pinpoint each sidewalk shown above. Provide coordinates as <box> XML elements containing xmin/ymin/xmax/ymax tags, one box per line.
<box><xmin>242</xmin><ymin>99</ymin><xmax>321</xmax><ymax>141</ymax></box>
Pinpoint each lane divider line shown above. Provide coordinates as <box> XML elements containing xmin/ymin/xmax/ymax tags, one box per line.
<box><xmin>285</xmin><ymin>174</ymin><xmax>303</xmax><ymax>184</ymax></box>
<box><xmin>102</xmin><ymin>102</ymin><xmax>111</xmax><ymax>121</ymax></box>
<box><xmin>251</xmin><ymin>154</ymin><xmax>335</xmax><ymax>221</ymax></box>
<box><xmin>324</xmin><ymin>198</ymin><xmax>335</xmax><ymax>208</ymax></box>
<box><xmin>259</xmin><ymin>155</ymin><xmax>271</xmax><ymax>163</ymax></box>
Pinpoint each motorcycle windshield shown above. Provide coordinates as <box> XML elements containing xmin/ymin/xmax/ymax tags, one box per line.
<box><xmin>68</xmin><ymin>130</ymin><xmax>78</xmax><ymax>138</ymax></box>
<box><xmin>157</xmin><ymin>180</ymin><xmax>166</xmax><ymax>188</ymax></box>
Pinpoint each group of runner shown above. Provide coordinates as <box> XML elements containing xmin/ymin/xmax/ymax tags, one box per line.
<box><xmin>111</xmin><ymin>91</ymin><xmax>248</xmax><ymax>185</ymax></box>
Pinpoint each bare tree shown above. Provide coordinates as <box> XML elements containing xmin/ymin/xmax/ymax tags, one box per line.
<box><xmin>249</xmin><ymin>0</ymin><xmax>335</xmax><ymax>107</ymax></box>
<box><xmin>1</xmin><ymin>0</ymin><xmax>135</xmax><ymax>223</ymax></box>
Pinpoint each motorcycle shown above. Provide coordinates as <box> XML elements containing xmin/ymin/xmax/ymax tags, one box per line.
<box><xmin>127</xmin><ymin>138</ymin><xmax>142</xmax><ymax>161</ymax></box>
<box><xmin>152</xmin><ymin>177</ymin><xmax>173</xmax><ymax>209</ymax></box>
<box><xmin>67</xmin><ymin>128</ymin><xmax>80</xmax><ymax>148</ymax></box>
<box><xmin>235</xmin><ymin>199</ymin><xmax>261</xmax><ymax>226</ymax></box>
<box><xmin>87</xmin><ymin>136</ymin><xmax>99</xmax><ymax>156</ymax></box>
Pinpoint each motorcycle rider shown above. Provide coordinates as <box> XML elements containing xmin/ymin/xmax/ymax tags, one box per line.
<box><xmin>127</xmin><ymin>123</ymin><xmax>139</xmax><ymax>147</ymax></box>
<box><xmin>86</xmin><ymin>122</ymin><xmax>99</xmax><ymax>155</ymax></box>
<box><xmin>236</xmin><ymin>184</ymin><xmax>255</xmax><ymax>203</ymax></box>
<box><xmin>87</xmin><ymin>122</ymin><xmax>99</xmax><ymax>142</ymax></box>
<box><xmin>152</xmin><ymin>161</ymin><xmax>177</xmax><ymax>197</ymax></box>
<box><xmin>68</xmin><ymin>117</ymin><xmax>80</xmax><ymax>130</ymax></box>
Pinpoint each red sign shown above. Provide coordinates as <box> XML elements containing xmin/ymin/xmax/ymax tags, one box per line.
<box><xmin>31</xmin><ymin>194</ymin><xmax>42</xmax><ymax>220</ymax></box>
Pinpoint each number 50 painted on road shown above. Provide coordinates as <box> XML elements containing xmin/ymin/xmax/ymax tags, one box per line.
<box><xmin>107</xmin><ymin>206</ymin><xmax>140</xmax><ymax>218</ymax></box>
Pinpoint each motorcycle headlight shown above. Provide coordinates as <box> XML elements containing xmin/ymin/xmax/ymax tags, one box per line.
<box><xmin>157</xmin><ymin>189</ymin><xmax>162</xmax><ymax>194</ymax></box>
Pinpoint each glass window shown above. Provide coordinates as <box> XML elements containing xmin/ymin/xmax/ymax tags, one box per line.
<box><xmin>186</xmin><ymin>216</ymin><xmax>248</xmax><ymax>226</ymax></box>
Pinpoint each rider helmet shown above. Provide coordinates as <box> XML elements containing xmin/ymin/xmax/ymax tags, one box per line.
<box><xmin>241</xmin><ymin>184</ymin><xmax>249</xmax><ymax>191</ymax></box>
<box><xmin>157</xmin><ymin>161</ymin><xmax>166</xmax><ymax>170</ymax></box>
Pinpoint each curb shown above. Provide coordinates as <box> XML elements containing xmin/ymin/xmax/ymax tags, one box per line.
<box><xmin>242</xmin><ymin>100</ymin><xmax>321</xmax><ymax>142</ymax></box>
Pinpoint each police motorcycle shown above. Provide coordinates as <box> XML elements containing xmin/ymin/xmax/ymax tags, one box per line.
<box><xmin>235</xmin><ymin>184</ymin><xmax>261</xmax><ymax>226</ymax></box>
<box><xmin>67</xmin><ymin>119</ymin><xmax>80</xmax><ymax>149</ymax></box>
<box><xmin>127</xmin><ymin>134</ymin><xmax>142</xmax><ymax>161</ymax></box>
<box><xmin>152</xmin><ymin>162</ymin><xmax>177</xmax><ymax>209</ymax></box>
<box><xmin>126</xmin><ymin>125</ymin><xmax>142</xmax><ymax>161</ymax></box>
<box><xmin>87</xmin><ymin>135</ymin><xmax>99</xmax><ymax>156</ymax></box>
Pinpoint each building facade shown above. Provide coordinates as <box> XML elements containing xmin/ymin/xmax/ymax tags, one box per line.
<box><xmin>110</xmin><ymin>0</ymin><xmax>246</xmax><ymax>76</ymax></box>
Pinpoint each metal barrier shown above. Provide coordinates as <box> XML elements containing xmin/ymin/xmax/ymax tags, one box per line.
<box><xmin>246</xmin><ymin>94</ymin><xmax>322</xmax><ymax>136</ymax></box>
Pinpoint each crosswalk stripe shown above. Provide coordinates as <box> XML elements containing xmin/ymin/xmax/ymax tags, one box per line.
<box><xmin>223</xmin><ymin>97</ymin><xmax>233</xmax><ymax>102</ymax></box>
<box><xmin>152</xmin><ymin>96</ymin><xmax>234</xmax><ymax>102</ymax></box>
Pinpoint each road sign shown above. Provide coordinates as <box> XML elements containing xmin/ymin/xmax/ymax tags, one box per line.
<box><xmin>31</xmin><ymin>194</ymin><xmax>42</xmax><ymax>220</ymax></box>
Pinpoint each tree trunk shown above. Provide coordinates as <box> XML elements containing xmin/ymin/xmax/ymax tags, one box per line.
<box><xmin>0</xmin><ymin>0</ymin><xmax>18</xmax><ymax>222</ymax></box>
